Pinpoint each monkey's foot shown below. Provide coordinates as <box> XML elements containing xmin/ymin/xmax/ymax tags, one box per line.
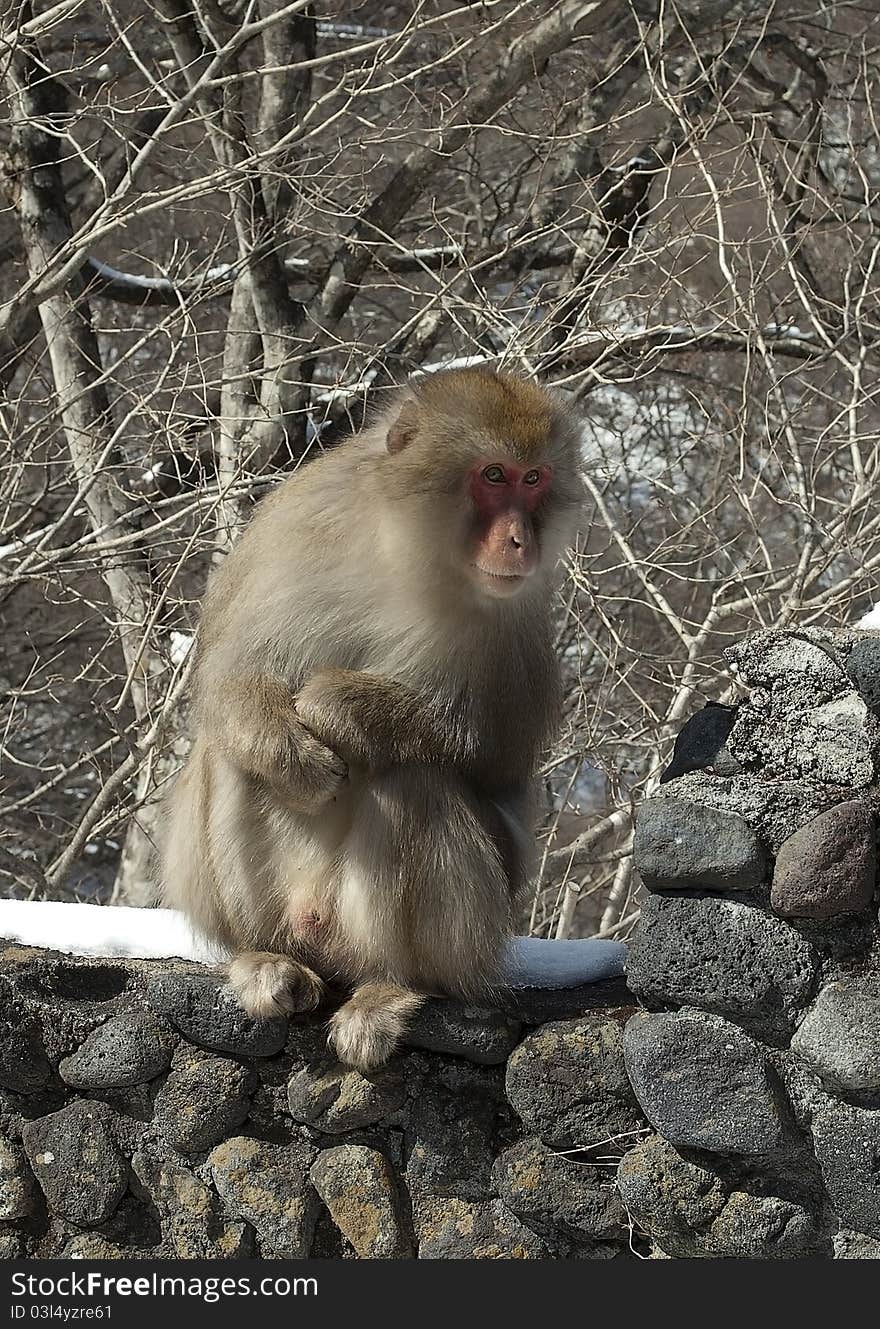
<box><xmin>228</xmin><ymin>952</ymin><xmax>325</xmax><ymax>1019</ymax></box>
<box><xmin>328</xmin><ymin>982</ymin><xmax>425</xmax><ymax>1072</ymax></box>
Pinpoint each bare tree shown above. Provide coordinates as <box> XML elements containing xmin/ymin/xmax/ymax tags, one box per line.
<box><xmin>1</xmin><ymin>0</ymin><xmax>878</xmax><ymax>934</ymax></box>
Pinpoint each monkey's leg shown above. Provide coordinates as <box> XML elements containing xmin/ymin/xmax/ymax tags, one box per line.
<box><xmin>328</xmin><ymin>981</ymin><xmax>425</xmax><ymax>1073</ymax></box>
<box><xmin>328</xmin><ymin>766</ymin><xmax>515</xmax><ymax>1070</ymax></box>
<box><xmin>228</xmin><ymin>951</ymin><xmax>326</xmax><ymax>1019</ymax></box>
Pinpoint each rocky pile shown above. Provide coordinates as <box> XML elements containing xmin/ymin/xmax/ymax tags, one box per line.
<box><xmin>0</xmin><ymin>945</ymin><xmax>635</xmax><ymax>1259</ymax></box>
<box><xmin>622</xmin><ymin>627</ymin><xmax>880</xmax><ymax>1258</ymax></box>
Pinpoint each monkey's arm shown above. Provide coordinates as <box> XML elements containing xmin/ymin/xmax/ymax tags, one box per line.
<box><xmin>295</xmin><ymin>667</ymin><xmax>463</xmax><ymax>771</ymax></box>
<box><xmin>200</xmin><ymin>673</ymin><xmax>347</xmax><ymax>811</ymax></box>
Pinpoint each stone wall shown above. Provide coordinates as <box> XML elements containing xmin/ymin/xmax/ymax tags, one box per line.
<box><xmin>621</xmin><ymin>627</ymin><xmax>880</xmax><ymax>1259</ymax></box>
<box><xmin>0</xmin><ymin>945</ymin><xmax>637</xmax><ymax>1260</ymax></box>
<box><xmin>2</xmin><ymin>627</ymin><xmax>880</xmax><ymax>1260</ymax></box>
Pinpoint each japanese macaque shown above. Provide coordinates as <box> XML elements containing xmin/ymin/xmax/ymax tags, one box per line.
<box><xmin>162</xmin><ymin>367</ymin><xmax>584</xmax><ymax>1071</ymax></box>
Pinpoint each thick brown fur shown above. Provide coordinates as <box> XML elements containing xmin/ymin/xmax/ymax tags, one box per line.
<box><xmin>162</xmin><ymin>367</ymin><xmax>584</xmax><ymax>1072</ymax></box>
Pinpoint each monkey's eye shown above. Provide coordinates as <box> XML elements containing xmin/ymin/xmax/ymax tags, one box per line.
<box><xmin>523</xmin><ymin>469</ymin><xmax>541</xmax><ymax>485</ymax></box>
<box><xmin>482</xmin><ymin>465</ymin><xmax>506</xmax><ymax>483</ymax></box>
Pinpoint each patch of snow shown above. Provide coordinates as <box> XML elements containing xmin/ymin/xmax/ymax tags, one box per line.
<box><xmin>0</xmin><ymin>900</ymin><xmax>225</xmax><ymax>964</ymax></box>
<box><xmin>204</xmin><ymin>263</ymin><xmax>236</xmax><ymax>282</ymax></box>
<box><xmin>762</xmin><ymin>322</ymin><xmax>808</xmax><ymax>339</ymax></box>
<box><xmin>416</xmin><ymin>355</ymin><xmax>489</xmax><ymax>376</ymax></box>
<box><xmin>505</xmin><ymin>936</ymin><xmax>626</xmax><ymax>988</ymax></box>
<box><xmin>609</xmin><ymin>155</ymin><xmax>655</xmax><ymax>172</ymax></box>
<box><xmin>855</xmin><ymin>604</ymin><xmax>880</xmax><ymax>629</ymax></box>
<box><xmin>0</xmin><ymin>902</ymin><xmax>626</xmax><ymax>987</ymax></box>
<box><xmin>169</xmin><ymin>631</ymin><xmax>193</xmax><ymax>666</ymax></box>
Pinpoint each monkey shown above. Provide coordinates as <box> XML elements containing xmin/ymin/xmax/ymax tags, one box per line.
<box><xmin>161</xmin><ymin>366</ymin><xmax>585</xmax><ymax>1072</ymax></box>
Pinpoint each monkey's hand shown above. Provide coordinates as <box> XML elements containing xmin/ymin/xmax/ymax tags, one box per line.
<box><xmin>278</xmin><ymin>720</ymin><xmax>348</xmax><ymax>813</ymax></box>
<box><xmin>205</xmin><ymin>673</ymin><xmax>348</xmax><ymax>811</ymax></box>
<box><xmin>295</xmin><ymin>667</ymin><xmax>444</xmax><ymax>771</ymax></box>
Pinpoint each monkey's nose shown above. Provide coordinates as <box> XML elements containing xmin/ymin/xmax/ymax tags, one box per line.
<box><xmin>508</xmin><ymin>517</ymin><xmax>531</xmax><ymax>550</ymax></box>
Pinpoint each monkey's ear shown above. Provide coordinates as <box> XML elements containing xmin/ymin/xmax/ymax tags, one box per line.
<box><xmin>386</xmin><ymin>398</ymin><xmax>419</xmax><ymax>454</ymax></box>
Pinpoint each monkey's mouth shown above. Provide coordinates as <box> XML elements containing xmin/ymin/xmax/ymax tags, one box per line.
<box><xmin>470</xmin><ymin>564</ymin><xmax>530</xmax><ymax>595</ymax></box>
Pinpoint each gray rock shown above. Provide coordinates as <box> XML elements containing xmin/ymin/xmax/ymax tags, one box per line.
<box><xmin>846</xmin><ymin>636</ymin><xmax>880</xmax><ymax>708</ymax></box>
<box><xmin>59</xmin><ymin>1012</ymin><xmax>175</xmax><ymax>1089</ymax></box>
<box><xmin>405</xmin><ymin>1078</ymin><xmax>498</xmax><ymax>1199</ymax></box>
<box><xmin>634</xmin><ymin>797</ymin><xmax>766</xmax><ymax>893</ymax></box>
<box><xmin>22</xmin><ymin>1100</ymin><xmax>127</xmax><ymax>1226</ymax></box>
<box><xmin>726</xmin><ymin>632</ymin><xmax>850</xmax><ymax>698</ymax></box>
<box><xmin>800</xmin><ymin>695</ymin><xmax>876</xmax><ymax>786</ymax></box>
<box><xmin>405</xmin><ymin>1000</ymin><xmax>520</xmax><ymax>1065</ymax></box>
<box><xmin>623</xmin><ymin>1010</ymin><xmax>787</xmax><ymax>1154</ymax></box>
<box><xmin>493</xmin><ymin>1137</ymin><xmax>626</xmax><ymax>1242</ymax></box>
<box><xmin>792</xmin><ymin>979</ymin><xmax>880</xmax><ymax>1094</ymax></box>
<box><xmin>146</xmin><ymin>971</ymin><xmax>287</xmax><ymax>1056</ymax></box>
<box><xmin>708</xmin><ymin>1190</ymin><xmax>821</xmax><ymax>1259</ymax></box>
<box><xmin>208</xmin><ymin>1135</ymin><xmax>319</xmax><ymax>1258</ymax></box>
<box><xmin>505</xmin><ymin>1015</ymin><xmax>644</xmax><ymax>1149</ymax></box>
<box><xmin>833</xmin><ymin>1228</ymin><xmax>880</xmax><ymax>1258</ymax></box>
<box><xmin>0</xmin><ymin>1230</ymin><xmax>28</xmax><ymax>1259</ymax></box>
<box><xmin>729</xmin><ymin>690</ymin><xmax>876</xmax><ymax>788</ymax></box>
<box><xmin>617</xmin><ymin>1135</ymin><xmax>820</xmax><ymax>1258</ymax></box>
<box><xmin>154</xmin><ymin>1050</ymin><xmax>256</xmax><ymax>1154</ymax></box>
<box><xmin>617</xmin><ymin>1135</ymin><xmax>726</xmax><ymax>1254</ymax></box>
<box><xmin>287</xmin><ymin>1061</ymin><xmax>405</xmax><ymax>1134</ymax></box>
<box><xmin>0</xmin><ymin>981</ymin><xmax>52</xmax><ymax>1093</ymax></box>
<box><xmin>7</xmin><ymin>952</ymin><xmax>129</xmax><ymax>1004</ymax></box>
<box><xmin>62</xmin><ymin>1235</ymin><xmax>145</xmax><ymax>1259</ymax></box>
<box><xmin>0</xmin><ymin>1134</ymin><xmax>35</xmax><ymax>1220</ymax></box>
<box><xmin>414</xmin><ymin>1196</ymin><xmax>547</xmax><ymax>1259</ymax></box>
<box><xmin>499</xmin><ymin>979</ymin><xmax>632</xmax><ymax>1026</ymax></box>
<box><xmin>4</xmin><ymin>956</ymin><xmax>135</xmax><ymax>1074</ymax></box>
<box><xmin>132</xmin><ymin>1146</ymin><xmax>253</xmax><ymax>1258</ymax></box>
<box><xmin>771</xmin><ymin>802</ymin><xmax>876</xmax><ymax>919</ymax></box>
<box><xmin>653</xmin><ymin>771</ymin><xmax>846</xmax><ymax>853</ymax></box>
<box><xmin>626</xmin><ymin>894</ymin><xmax>817</xmax><ymax>1029</ymax></box>
<box><xmin>812</xmin><ymin>1101</ymin><xmax>880</xmax><ymax>1236</ymax></box>
<box><xmin>310</xmin><ymin>1145</ymin><xmax>411</xmax><ymax>1258</ymax></box>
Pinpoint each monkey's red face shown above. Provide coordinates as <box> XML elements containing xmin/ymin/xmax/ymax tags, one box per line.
<box><xmin>467</xmin><ymin>461</ymin><xmax>553</xmax><ymax>597</ymax></box>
